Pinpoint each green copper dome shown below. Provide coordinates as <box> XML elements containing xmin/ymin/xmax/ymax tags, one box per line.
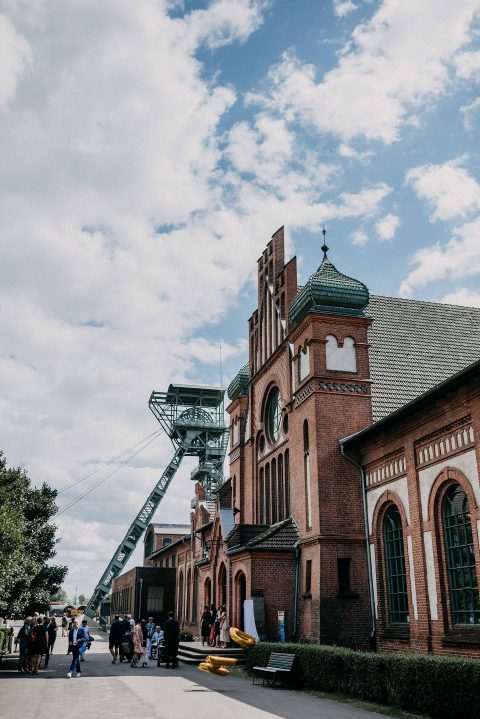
<box><xmin>289</xmin><ymin>252</ymin><xmax>369</xmax><ymax>325</ymax></box>
<box><xmin>227</xmin><ymin>363</ymin><xmax>249</xmax><ymax>401</ymax></box>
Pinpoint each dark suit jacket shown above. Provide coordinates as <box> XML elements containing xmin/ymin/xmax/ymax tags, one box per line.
<box><xmin>68</xmin><ymin>626</ymin><xmax>87</xmax><ymax>650</ymax></box>
<box><xmin>163</xmin><ymin>618</ymin><xmax>180</xmax><ymax>641</ymax></box>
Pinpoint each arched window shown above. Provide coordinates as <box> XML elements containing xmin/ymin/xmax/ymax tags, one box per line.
<box><xmin>178</xmin><ymin>572</ymin><xmax>184</xmax><ymax>622</ymax></box>
<box><xmin>278</xmin><ymin>453</ymin><xmax>284</xmax><ymax>522</ymax></box>
<box><xmin>265</xmin><ymin>463</ymin><xmax>271</xmax><ymax>524</ymax></box>
<box><xmin>303</xmin><ymin>420</ymin><xmax>312</xmax><ymax>529</ymax></box>
<box><xmin>383</xmin><ymin>505</ymin><xmax>409</xmax><ymax>624</ymax></box>
<box><xmin>186</xmin><ymin>568</ymin><xmax>191</xmax><ymax>623</ymax></box>
<box><xmin>285</xmin><ymin>449</ymin><xmax>290</xmax><ymax>516</ymax></box>
<box><xmin>266</xmin><ymin>387</ymin><xmax>282</xmax><ymax>443</ymax></box>
<box><xmin>259</xmin><ymin>467</ymin><xmax>265</xmax><ymax>524</ymax></box>
<box><xmin>219</xmin><ymin>563</ymin><xmax>227</xmax><ymax>606</ymax></box>
<box><xmin>442</xmin><ymin>484</ymin><xmax>479</xmax><ymax>625</ymax></box>
<box><xmin>192</xmin><ymin>567</ymin><xmax>199</xmax><ymax>623</ymax></box>
<box><xmin>271</xmin><ymin>458</ymin><xmax>277</xmax><ymax>524</ymax></box>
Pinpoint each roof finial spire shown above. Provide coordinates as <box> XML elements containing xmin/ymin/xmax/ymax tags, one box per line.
<box><xmin>321</xmin><ymin>223</ymin><xmax>329</xmax><ymax>259</ymax></box>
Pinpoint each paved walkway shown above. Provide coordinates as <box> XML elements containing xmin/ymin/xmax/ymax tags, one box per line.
<box><xmin>0</xmin><ymin>627</ymin><xmax>384</xmax><ymax>719</ymax></box>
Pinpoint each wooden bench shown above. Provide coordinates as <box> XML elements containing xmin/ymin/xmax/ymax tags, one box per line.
<box><xmin>252</xmin><ymin>652</ymin><xmax>295</xmax><ymax>687</ymax></box>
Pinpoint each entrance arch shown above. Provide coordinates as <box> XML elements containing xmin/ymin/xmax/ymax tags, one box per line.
<box><xmin>218</xmin><ymin>563</ymin><xmax>227</xmax><ymax>607</ymax></box>
<box><xmin>234</xmin><ymin>571</ymin><xmax>247</xmax><ymax>630</ymax></box>
<box><xmin>204</xmin><ymin>577</ymin><xmax>212</xmax><ymax>607</ymax></box>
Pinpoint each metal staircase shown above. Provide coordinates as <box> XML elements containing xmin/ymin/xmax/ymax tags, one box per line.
<box><xmin>84</xmin><ymin>384</ymin><xmax>227</xmax><ymax>618</ymax></box>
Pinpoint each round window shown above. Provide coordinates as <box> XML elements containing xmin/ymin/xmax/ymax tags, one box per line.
<box><xmin>266</xmin><ymin>388</ymin><xmax>282</xmax><ymax>443</ymax></box>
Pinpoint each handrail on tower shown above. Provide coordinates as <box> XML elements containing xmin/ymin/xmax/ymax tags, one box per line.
<box><xmin>84</xmin><ymin>383</ymin><xmax>228</xmax><ymax>618</ymax></box>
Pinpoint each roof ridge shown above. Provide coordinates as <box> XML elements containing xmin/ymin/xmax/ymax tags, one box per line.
<box><xmin>370</xmin><ymin>294</ymin><xmax>480</xmax><ymax>311</ymax></box>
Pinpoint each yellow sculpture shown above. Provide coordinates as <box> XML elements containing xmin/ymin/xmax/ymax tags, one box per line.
<box><xmin>198</xmin><ymin>655</ymin><xmax>237</xmax><ymax>676</ymax></box>
<box><xmin>229</xmin><ymin>627</ymin><xmax>256</xmax><ymax>648</ymax></box>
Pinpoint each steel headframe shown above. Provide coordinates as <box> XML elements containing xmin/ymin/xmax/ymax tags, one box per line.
<box><xmin>148</xmin><ymin>383</ymin><xmax>228</xmax><ymax>499</ymax></box>
<box><xmin>84</xmin><ymin>383</ymin><xmax>228</xmax><ymax>618</ymax></box>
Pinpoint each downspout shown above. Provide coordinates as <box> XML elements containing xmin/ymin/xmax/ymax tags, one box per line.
<box><xmin>340</xmin><ymin>441</ymin><xmax>376</xmax><ymax>649</ymax></box>
<box><xmin>292</xmin><ymin>540</ymin><xmax>301</xmax><ymax>642</ymax></box>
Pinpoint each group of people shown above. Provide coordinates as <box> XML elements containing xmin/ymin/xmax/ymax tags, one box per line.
<box><xmin>109</xmin><ymin>611</ymin><xmax>180</xmax><ymax>668</ymax></box>
<box><xmin>16</xmin><ymin>613</ymin><xmax>93</xmax><ymax>678</ymax></box>
<box><xmin>16</xmin><ymin>614</ymin><xmax>58</xmax><ymax>674</ymax></box>
<box><xmin>200</xmin><ymin>604</ymin><xmax>229</xmax><ymax>648</ymax></box>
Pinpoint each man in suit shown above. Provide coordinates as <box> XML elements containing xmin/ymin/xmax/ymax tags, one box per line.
<box><xmin>163</xmin><ymin>611</ymin><xmax>180</xmax><ymax>668</ymax></box>
<box><xmin>67</xmin><ymin>619</ymin><xmax>87</xmax><ymax>678</ymax></box>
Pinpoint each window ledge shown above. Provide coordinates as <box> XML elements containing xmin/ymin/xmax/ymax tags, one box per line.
<box><xmin>382</xmin><ymin>624</ymin><xmax>410</xmax><ymax>640</ymax></box>
<box><xmin>442</xmin><ymin>627</ymin><xmax>480</xmax><ymax>647</ymax></box>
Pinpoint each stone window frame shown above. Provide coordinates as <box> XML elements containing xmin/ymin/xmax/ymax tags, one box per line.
<box><xmin>371</xmin><ymin>491</ymin><xmax>413</xmax><ymax>635</ymax></box>
<box><xmin>427</xmin><ymin>468</ymin><xmax>480</xmax><ymax>631</ymax></box>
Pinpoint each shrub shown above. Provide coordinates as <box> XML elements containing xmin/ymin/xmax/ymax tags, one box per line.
<box><xmin>243</xmin><ymin>642</ymin><xmax>480</xmax><ymax>719</ymax></box>
<box><xmin>179</xmin><ymin>630</ymin><xmax>194</xmax><ymax>641</ymax></box>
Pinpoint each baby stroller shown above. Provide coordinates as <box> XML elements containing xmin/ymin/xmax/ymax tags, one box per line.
<box><xmin>120</xmin><ymin>631</ymin><xmax>133</xmax><ymax>663</ymax></box>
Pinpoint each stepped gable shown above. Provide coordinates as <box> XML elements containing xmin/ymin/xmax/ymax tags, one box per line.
<box><xmin>367</xmin><ymin>295</ymin><xmax>480</xmax><ymax>422</ymax></box>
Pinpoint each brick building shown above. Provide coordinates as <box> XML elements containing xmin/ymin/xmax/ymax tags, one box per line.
<box><xmin>145</xmin><ymin>226</ymin><xmax>480</xmax><ymax>656</ymax></box>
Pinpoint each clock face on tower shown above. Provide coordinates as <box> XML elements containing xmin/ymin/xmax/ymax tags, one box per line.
<box><xmin>266</xmin><ymin>387</ymin><xmax>282</xmax><ymax>444</ymax></box>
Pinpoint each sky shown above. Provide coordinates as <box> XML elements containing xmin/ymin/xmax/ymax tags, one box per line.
<box><xmin>1</xmin><ymin>0</ymin><xmax>480</xmax><ymax>601</ymax></box>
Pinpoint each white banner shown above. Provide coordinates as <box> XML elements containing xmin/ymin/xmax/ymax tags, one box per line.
<box><xmin>243</xmin><ymin>599</ymin><xmax>260</xmax><ymax>641</ymax></box>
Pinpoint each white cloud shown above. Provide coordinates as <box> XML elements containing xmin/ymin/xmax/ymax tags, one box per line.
<box><xmin>338</xmin><ymin>143</ymin><xmax>374</xmax><ymax>161</ymax></box>
<box><xmin>375</xmin><ymin>213</ymin><xmax>400</xmax><ymax>241</ymax></box>
<box><xmin>0</xmin><ymin>13</ymin><xmax>32</xmax><ymax>108</ymax></box>
<box><xmin>399</xmin><ymin>217</ymin><xmax>480</xmax><ymax>296</ymax></box>
<box><xmin>181</xmin><ymin>0</ymin><xmax>270</xmax><ymax>50</ymax></box>
<box><xmin>0</xmin><ymin>1</ymin><xmax>394</xmax><ymax>600</ymax></box>
<box><xmin>406</xmin><ymin>158</ymin><xmax>480</xmax><ymax>221</ymax></box>
<box><xmin>455</xmin><ymin>49</ymin><xmax>480</xmax><ymax>80</ymax></box>
<box><xmin>247</xmin><ymin>0</ymin><xmax>480</xmax><ymax>142</ymax></box>
<box><xmin>351</xmin><ymin>229</ymin><xmax>369</xmax><ymax>246</ymax></box>
<box><xmin>440</xmin><ymin>288</ymin><xmax>480</xmax><ymax>308</ymax></box>
<box><xmin>333</xmin><ymin>0</ymin><xmax>358</xmax><ymax>18</ymax></box>
<box><xmin>461</xmin><ymin>97</ymin><xmax>480</xmax><ymax>130</ymax></box>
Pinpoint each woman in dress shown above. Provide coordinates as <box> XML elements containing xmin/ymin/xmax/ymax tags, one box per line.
<box><xmin>131</xmin><ymin>621</ymin><xmax>143</xmax><ymax>668</ymax></box>
<box><xmin>200</xmin><ymin>606</ymin><xmax>212</xmax><ymax>647</ymax></box>
<box><xmin>219</xmin><ymin>605</ymin><xmax>230</xmax><ymax>648</ymax></box>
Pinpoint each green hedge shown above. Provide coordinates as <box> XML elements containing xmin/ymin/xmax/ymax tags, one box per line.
<box><xmin>243</xmin><ymin>642</ymin><xmax>480</xmax><ymax>719</ymax></box>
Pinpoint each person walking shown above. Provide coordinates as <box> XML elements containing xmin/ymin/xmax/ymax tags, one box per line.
<box><xmin>131</xmin><ymin>621</ymin><xmax>143</xmax><ymax>668</ymax></box>
<box><xmin>119</xmin><ymin>614</ymin><xmax>131</xmax><ymax>663</ymax></box>
<box><xmin>200</xmin><ymin>606</ymin><xmax>212</xmax><ymax>647</ymax></box>
<box><xmin>140</xmin><ymin>619</ymin><xmax>149</xmax><ymax>667</ymax></box>
<box><xmin>79</xmin><ymin>619</ymin><xmax>92</xmax><ymax>662</ymax></box>
<box><xmin>146</xmin><ymin>616</ymin><xmax>155</xmax><ymax>659</ymax></box>
<box><xmin>44</xmin><ymin>617</ymin><xmax>57</xmax><ymax>668</ymax></box>
<box><xmin>67</xmin><ymin>619</ymin><xmax>87</xmax><ymax>678</ymax></box>
<box><xmin>16</xmin><ymin>617</ymin><xmax>31</xmax><ymax>673</ymax></box>
<box><xmin>163</xmin><ymin>611</ymin><xmax>180</xmax><ymax>668</ymax></box>
<box><xmin>61</xmin><ymin>614</ymin><xmax>68</xmax><ymax>637</ymax></box>
<box><xmin>209</xmin><ymin>604</ymin><xmax>217</xmax><ymax>646</ymax></box>
<box><xmin>219</xmin><ymin>604</ymin><xmax>230</xmax><ymax>648</ymax></box>
<box><xmin>109</xmin><ymin>615</ymin><xmax>123</xmax><ymax>663</ymax></box>
<box><xmin>29</xmin><ymin>617</ymin><xmax>48</xmax><ymax>674</ymax></box>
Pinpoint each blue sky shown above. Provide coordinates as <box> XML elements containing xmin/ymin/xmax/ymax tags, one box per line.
<box><xmin>1</xmin><ymin>0</ymin><xmax>479</xmax><ymax>598</ymax></box>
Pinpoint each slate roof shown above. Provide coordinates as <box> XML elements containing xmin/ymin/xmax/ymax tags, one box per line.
<box><xmin>367</xmin><ymin>295</ymin><xmax>480</xmax><ymax>422</ymax></box>
<box><xmin>289</xmin><ymin>255</ymin><xmax>369</xmax><ymax>325</ymax></box>
<box><xmin>227</xmin><ymin>517</ymin><xmax>299</xmax><ymax>554</ymax></box>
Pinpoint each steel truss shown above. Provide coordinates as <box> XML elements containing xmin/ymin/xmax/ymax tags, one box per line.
<box><xmin>84</xmin><ymin>384</ymin><xmax>227</xmax><ymax>618</ymax></box>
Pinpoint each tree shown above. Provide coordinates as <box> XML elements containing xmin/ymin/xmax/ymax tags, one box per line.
<box><xmin>50</xmin><ymin>588</ymin><xmax>69</xmax><ymax>604</ymax></box>
<box><xmin>0</xmin><ymin>452</ymin><xmax>67</xmax><ymax>616</ymax></box>
<box><xmin>78</xmin><ymin>594</ymin><xmax>88</xmax><ymax>605</ymax></box>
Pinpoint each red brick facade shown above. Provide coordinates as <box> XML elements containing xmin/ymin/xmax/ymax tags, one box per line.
<box><xmin>141</xmin><ymin>227</ymin><xmax>480</xmax><ymax>657</ymax></box>
<box><xmin>343</xmin><ymin>364</ymin><xmax>480</xmax><ymax>657</ymax></box>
